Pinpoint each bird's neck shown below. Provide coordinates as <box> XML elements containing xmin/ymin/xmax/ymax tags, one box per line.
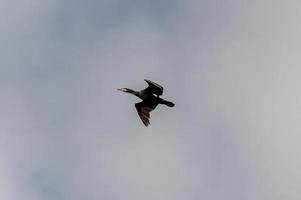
<box><xmin>126</xmin><ymin>89</ymin><xmax>139</xmax><ymax>96</ymax></box>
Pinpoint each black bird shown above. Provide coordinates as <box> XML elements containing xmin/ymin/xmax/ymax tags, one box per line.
<box><xmin>118</xmin><ymin>79</ymin><xmax>175</xmax><ymax>126</ymax></box>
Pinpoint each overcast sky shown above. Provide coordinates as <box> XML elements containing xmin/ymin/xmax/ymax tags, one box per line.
<box><xmin>1</xmin><ymin>0</ymin><xmax>301</xmax><ymax>200</ymax></box>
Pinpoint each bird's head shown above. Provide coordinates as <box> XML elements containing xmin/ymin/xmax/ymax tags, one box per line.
<box><xmin>117</xmin><ymin>88</ymin><xmax>129</xmax><ymax>93</ymax></box>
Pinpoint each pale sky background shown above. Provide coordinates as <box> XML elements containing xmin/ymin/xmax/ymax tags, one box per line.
<box><xmin>1</xmin><ymin>0</ymin><xmax>301</xmax><ymax>200</ymax></box>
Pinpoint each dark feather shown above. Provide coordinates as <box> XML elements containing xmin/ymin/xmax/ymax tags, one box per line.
<box><xmin>135</xmin><ymin>101</ymin><xmax>157</xmax><ymax>126</ymax></box>
<box><xmin>144</xmin><ymin>79</ymin><xmax>163</xmax><ymax>96</ymax></box>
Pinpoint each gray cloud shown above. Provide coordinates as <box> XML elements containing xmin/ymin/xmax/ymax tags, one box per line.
<box><xmin>1</xmin><ymin>0</ymin><xmax>301</xmax><ymax>200</ymax></box>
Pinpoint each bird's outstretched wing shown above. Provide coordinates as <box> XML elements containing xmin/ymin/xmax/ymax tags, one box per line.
<box><xmin>144</xmin><ymin>79</ymin><xmax>163</xmax><ymax>96</ymax></box>
<box><xmin>135</xmin><ymin>102</ymin><xmax>155</xmax><ymax>126</ymax></box>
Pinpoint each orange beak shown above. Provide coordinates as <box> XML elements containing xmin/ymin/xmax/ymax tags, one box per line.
<box><xmin>117</xmin><ymin>88</ymin><xmax>127</xmax><ymax>92</ymax></box>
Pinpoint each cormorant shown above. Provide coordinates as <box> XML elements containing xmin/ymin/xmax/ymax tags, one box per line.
<box><xmin>118</xmin><ymin>79</ymin><xmax>175</xmax><ymax>126</ymax></box>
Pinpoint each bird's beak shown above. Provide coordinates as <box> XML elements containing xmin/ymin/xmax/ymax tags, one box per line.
<box><xmin>117</xmin><ymin>88</ymin><xmax>127</xmax><ymax>92</ymax></box>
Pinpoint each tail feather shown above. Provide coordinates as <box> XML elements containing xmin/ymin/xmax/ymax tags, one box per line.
<box><xmin>161</xmin><ymin>99</ymin><xmax>175</xmax><ymax>107</ymax></box>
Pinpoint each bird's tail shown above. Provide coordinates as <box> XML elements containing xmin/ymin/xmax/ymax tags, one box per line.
<box><xmin>160</xmin><ymin>99</ymin><xmax>175</xmax><ymax>107</ymax></box>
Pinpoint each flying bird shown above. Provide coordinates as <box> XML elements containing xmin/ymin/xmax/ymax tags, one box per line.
<box><xmin>118</xmin><ymin>79</ymin><xmax>175</xmax><ymax>126</ymax></box>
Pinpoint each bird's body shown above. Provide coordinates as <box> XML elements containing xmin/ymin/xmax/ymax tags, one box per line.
<box><xmin>118</xmin><ymin>79</ymin><xmax>175</xmax><ymax>126</ymax></box>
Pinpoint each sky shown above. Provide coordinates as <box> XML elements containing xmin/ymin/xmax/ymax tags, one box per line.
<box><xmin>1</xmin><ymin>0</ymin><xmax>301</xmax><ymax>200</ymax></box>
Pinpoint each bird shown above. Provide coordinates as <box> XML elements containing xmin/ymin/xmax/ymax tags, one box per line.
<box><xmin>117</xmin><ymin>79</ymin><xmax>175</xmax><ymax>126</ymax></box>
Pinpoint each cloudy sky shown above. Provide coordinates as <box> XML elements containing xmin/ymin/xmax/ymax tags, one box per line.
<box><xmin>1</xmin><ymin>0</ymin><xmax>301</xmax><ymax>200</ymax></box>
